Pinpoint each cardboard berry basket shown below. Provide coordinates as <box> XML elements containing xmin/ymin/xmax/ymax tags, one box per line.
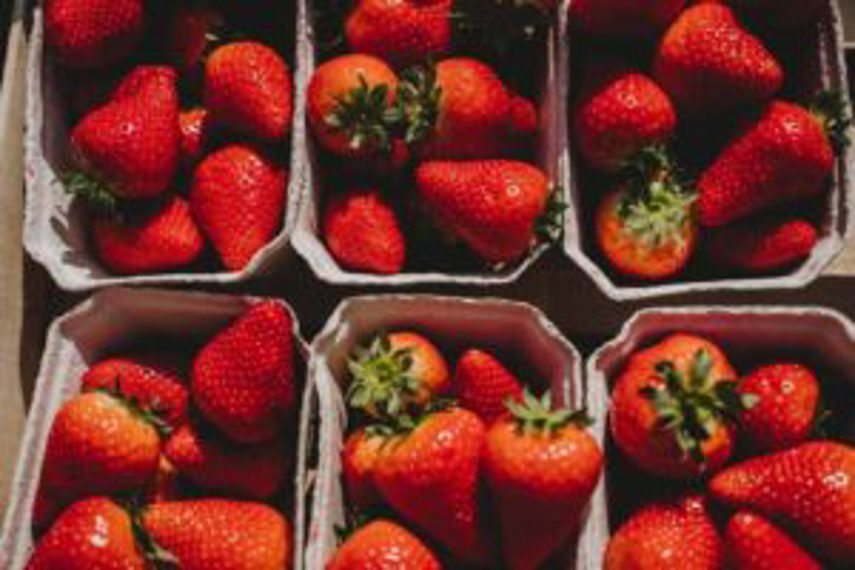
<box><xmin>301</xmin><ymin>295</ymin><xmax>587</xmax><ymax>568</ymax></box>
<box><xmin>22</xmin><ymin>5</ymin><xmax>305</xmax><ymax>292</ymax></box>
<box><xmin>580</xmin><ymin>306</ymin><xmax>855</xmax><ymax>568</ymax></box>
<box><xmin>0</xmin><ymin>288</ymin><xmax>311</xmax><ymax>569</ymax></box>
<box><xmin>561</xmin><ymin>0</ymin><xmax>855</xmax><ymax>301</ymax></box>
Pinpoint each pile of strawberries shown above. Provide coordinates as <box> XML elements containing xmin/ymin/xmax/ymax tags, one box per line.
<box><xmin>45</xmin><ymin>0</ymin><xmax>293</xmax><ymax>275</ymax></box>
<box><xmin>604</xmin><ymin>333</ymin><xmax>855</xmax><ymax>568</ymax></box>
<box><xmin>26</xmin><ymin>301</ymin><xmax>300</xmax><ymax>568</ymax></box>
<box><xmin>569</xmin><ymin>0</ymin><xmax>850</xmax><ymax>282</ymax></box>
<box><xmin>328</xmin><ymin>331</ymin><xmax>603</xmax><ymax>568</ymax></box>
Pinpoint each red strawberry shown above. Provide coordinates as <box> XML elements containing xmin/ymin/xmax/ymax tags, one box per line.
<box><xmin>45</xmin><ymin>0</ymin><xmax>144</xmax><ymax>69</ymax></box>
<box><xmin>728</xmin><ymin>0</ymin><xmax>825</xmax><ymax>33</ymax></box>
<box><xmin>165</xmin><ymin>4</ymin><xmax>222</xmax><ymax>71</ymax></box>
<box><xmin>190</xmin><ymin>143</ymin><xmax>287</xmax><ymax>271</ymax></box>
<box><xmin>179</xmin><ymin>108</ymin><xmax>216</xmax><ymax>170</ymax></box>
<box><xmin>205</xmin><ymin>42</ymin><xmax>293</xmax><ymax>141</ymax></box>
<box><xmin>725</xmin><ymin>511</ymin><xmax>822</xmax><ymax>570</ymax></box>
<box><xmin>327</xmin><ymin>519</ymin><xmax>442</xmax><ymax>569</ymax></box>
<box><xmin>322</xmin><ymin>188</ymin><xmax>406</xmax><ymax>275</ymax></box>
<box><xmin>416</xmin><ymin>160</ymin><xmax>550</xmax><ymax>263</ymax></box>
<box><xmin>708</xmin><ymin>218</ymin><xmax>818</xmax><ymax>272</ymax></box>
<box><xmin>508</xmin><ymin>94</ymin><xmax>539</xmax><ymax>155</ymax></box>
<box><xmin>341</xmin><ymin>428</ymin><xmax>385</xmax><ymax>510</ymax></box>
<box><xmin>453</xmin><ymin>348</ymin><xmax>524</xmax><ymax>424</ymax></box>
<box><xmin>141</xmin><ymin>500</ymin><xmax>292</xmax><ymax>569</ymax></box>
<box><xmin>653</xmin><ymin>3</ymin><xmax>783</xmax><ymax>116</ymax></box>
<box><xmin>27</xmin><ymin>498</ymin><xmax>145</xmax><ymax>569</ymax></box>
<box><xmin>192</xmin><ymin>301</ymin><xmax>296</xmax><ymax>443</ymax></box>
<box><xmin>345</xmin><ymin>0</ymin><xmax>452</xmax><ymax>68</ymax></box>
<box><xmin>569</xmin><ymin>0</ymin><xmax>685</xmax><ymax>40</ymax></box>
<box><xmin>709</xmin><ymin>441</ymin><xmax>855</xmax><ymax>564</ymax></box>
<box><xmin>605</xmin><ymin>495</ymin><xmax>723</xmax><ymax>570</ymax></box>
<box><xmin>484</xmin><ymin>392</ymin><xmax>603</xmax><ymax>569</ymax></box>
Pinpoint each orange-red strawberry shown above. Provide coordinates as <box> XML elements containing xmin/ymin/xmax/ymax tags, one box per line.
<box><xmin>205</xmin><ymin>42</ymin><xmax>293</xmax><ymax>141</ymax></box>
<box><xmin>569</xmin><ymin>0</ymin><xmax>685</xmax><ymax>40</ymax></box>
<box><xmin>605</xmin><ymin>495</ymin><xmax>723</xmax><ymax>570</ymax></box>
<box><xmin>341</xmin><ymin>428</ymin><xmax>385</xmax><ymax>510</ymax></box>
<box><xmin>725</xmin><ymin>511</ymin><xmax>822</xmax><ymax>570</ymax></box>
<box><xmin>190</xmin><ymin>143</ymin><xmax>287</xmax><ymax>271</ymax></box>
<box><xmin>322</xmin><ymin>188</ymin><xmax>406</xmax><ymax>275</ymax></box>
<box><xmin>141</xmin><ymin>499</ymin><xmax>292</xmax><ymax>569</ymax></box>
<box><xmin>484</xmin><ymin>392</ymin><xmax>603</xmax><ymax>570</ymax></box>
<box><xmin>165</xmin><ymin>4</ymin><xmax>222</xmax><ymax>71</ymax></box>
<box><xmin>728</xmin><ymin>0</ymin><xmax>825</xmax><ymax>33</ymax></box>
<box><xmin>327</xmin><ymin>519</ymin><xmax>442</xmax><ymax>570</ymax></box>
<box><xmin>453</xmin><ymin>348</ymin><xmax>524</xmax><ymax>424</ymax></box>
<box><xmin>45</xmin><ymin>0</ymin><xmax>144</xmax><ymax>69</ymax></box>
<box><xmin>708</xmin><ymin>218</ymin><xmax>818</xmax><ymax>273</ymax></box>
<box><xmin>653</xmin><ymin>3</ymin><xmax>783</xmax><ymax>116</ymax></box>
<box><xmin>27</xmin><ymin>497</ymin><xmax>145</xmax><ymax>569</ymax></box>
<box><xmin>192</xmin><ymin>301</ymin><xmax>296</xmax><ymax>443</ymax></box>
<box><xmin>92</xmin><ymin>195</ymin><xmax>206</xmax><ymax>275</ymax></box>
<box><xmin>709</xmin><ymin>441</ymin><xmax>855</xmax><ymax>564</ymax></box>
<box><xmin>416</xmin><ymin>159</ymin><xmax>551</xmax><ymax>263</ymax></box>
<box><xmin>179</xmin><ymin>108</ymin><xmax>216</xmax><ymax>170</ymax></box>
<box><xmin>610</xmin><ymin>334</ymin><xmax>751</xmax><ymax>479</ymax></box>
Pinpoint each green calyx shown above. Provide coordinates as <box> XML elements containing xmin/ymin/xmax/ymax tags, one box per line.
<box><xmin>507</xmin><ymin>389</ymin><xmax>592</xmax><ymax>436</ymax></box>
<box><xmin>95</xmin><ymin>376</ymin><xmax>173</xmax><ymax>438</ymax></box>
<box><xmin>809</xmin><ymin>90</ymin><xmax>852</xmax><ymax>155</ymax></box>
<box><xmin>535</xmin><ymin>191</ymin><xmax>568</xmax><ymax>243</ymax></box>
<box><xmin>640</xmin><ymin>349</ymin><xmax>758</xmax><ymax>464</ymax></box>
<box><xmin>128</xmin><ymin>505</ymin><xmax>179</xmax><ymax>568</ymax></box>
<box><xmin>346</xmin><ymin>333</ymin><xmax>421</xmax><ymax>421</ymax></box>
<box><xmin>62</xmin><ymin>171</ymin><xmax>120</xmax><ymax>215</ymax></box>
<box><xmin>325</xmin><ymin>75</ymin><xmax>400</xmax><ymax>152</ymax></box>
<box><xmin>363</xmin><ymin>398</ymin><xmax>456</xmax><ymax>438</ymax></box>
<box><xmin>396</xmin><ymin>63</ymin><xmax>443</xmax><ymax>145</ymax></box>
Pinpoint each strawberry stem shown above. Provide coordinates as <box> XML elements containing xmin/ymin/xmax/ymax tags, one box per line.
<box><xmin>62</xmin><ymin>171</ymin><xmax>120</xmax><ymax>215</ymax></box>
<box><xmin>535</xmin><ymin>191</ymin><xmax>567</xmax><ymax>242</ymax></box>
<box><xmin>129</xmin><ymin>507</ymin><xmax>180</xmax><ymax>568</ymax></box>
<box><xmin>325</xmin><ymin>75</ymin><xmax>398</xmax><ymax>152</ymax></box>
<box><xmin>809</xmin><ymin>90</ymin><xmax>851</xmax><ymax>155</ymax></box>
<box><xmin>346</xmin><ymin>333</ymin><xmax>421</xmax><ymax>420</ymax></box>
<box><xmin>396</xmin><ymin>63</ymin><xmax>442</xmax><ymax>144</ymax></box>
<box><xmin>507</xmin><ymin>389</ymin><xmax>592</xmax><ymax>436</ymax></box>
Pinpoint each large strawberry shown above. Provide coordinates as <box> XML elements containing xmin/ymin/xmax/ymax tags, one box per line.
<box><xmin>416</xmin><ymin>160</ymin><xmax>551</xmax><ymax>263</ymax></box>
<box><xmin>192</xmin><ymin>301</ymin><xmax>296</xmax><ymax>443</ymax></box>
<box><xmin>341</xmin><ymin>428</ymin><xmax>385</xmax><ymax>510</ymax></box>
<box><xmin>484</xmin><ymin>392</ymin><xmax>603</xmax><ymax>569</ymax></box>
<box><xmin>725</xmin><ymin>511</ymin><xmax>822</xmax><ymax>570</ymax></box>
<box><xmin>453</xmin><ymin>348</ymin><xmax>523</xmax><ymax>424</ymax></box>
<box><xmin>190</xmin><ymin>143</ymin><xmax>287</xmax><ymax>271</ymax></box>
<box><xmin>569</xmin><ymin>0</ymin><xmax>685</xmax><ymax>40</ymax></box>
<box><xmin>709</xmin><ymin>441</ymin><xmax>855</xmax><ymax>564</ymax></box>
<box><xmin>708</xmin><ymin>218</ymin><xmax>818</xmax><ymax>273</ymax></box>
<box><xmin>328</xmin><ymin>519</ymin><xmax>442</xmax><ymax>569</ymax></box>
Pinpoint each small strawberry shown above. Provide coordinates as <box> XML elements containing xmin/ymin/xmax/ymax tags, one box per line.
<box><xmin>728</xmin><ymin>0</ymin><xmax>825</xmax><ymax>33</ymax></box>
<box><xmin>725</xmin><ymin>511</ymin><xmax>822</xmax><ymax>570</ymax></box>
<box><xmin>341</xmin><ymin>428</ymin><xmax>385</xmax><ymax>510</ymax></box>
<box><xmin>708</xmin><ymin>218</ymin><xmax>818</xmax><ymax>273</ymax></box>
<box><xmin>709</xmin><ymin>441</ymin><xmax>855</xmax><ymax>564</ymax></box>
<box><xmin>322</xmin><ymin>188</ymin><xmax>406</xmax><ymax>275</ymax></box>
<box><xmin>190</xmin><ymin>143</ymin><xmax>287</xmax><ymax>271</ymax></box>
<box><xmin>327</xmin><ymin>519</ymin><xmax>442</xmax><ymax>569</ymax></box>
<box><xmin>569</xmin><ymin>0</ymin><xmax>685</xmax><ymax>40</ymax></box>
<box><xmin>605</xmin><ymin>495</ymin><xmax>723</xmax><ymax>570</ymax></box>
<box><xmin>416</xmin><ymin>159</ymin><xmax>551</xmax><ymax>263</ymax></box>
<box><xmin>165</xmin><ymin>4</ymin><xmax>222</xmax><ymax>71</ymax></box>
<box><xmin>653</xmin><ymin>3</ymin><xmax>783</xmax><ymax>116</ymax></box>
<box><xmin>484</xmin><ymin>392</ymin><xmax>603</xmax><ymax>569</ymax></box>
<box><xmin>453</xmin><ymin>348</ymin><xmax>524</xmax><ymax>424</ymax></box>
<box><xmin>192</xmin><ymin>301</ymin><xmax>296</xmax><ymax>443</ymax></box>
<box><xmin>179</xmin><ymin>108</ymin><xmax>216</xmax><ymax>170</ymax></box>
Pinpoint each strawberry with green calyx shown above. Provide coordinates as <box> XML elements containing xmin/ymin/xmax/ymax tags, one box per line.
<box><xmin>328</xmin><ymin>518</ymin><xmax>442</xmax><ymax>570</ymax></box>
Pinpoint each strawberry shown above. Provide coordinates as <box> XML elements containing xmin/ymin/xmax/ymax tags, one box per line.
<box><xmin>190</xmin><ymin>143</ymin><xmax>287</xmax><ymax>271</ymax></box>
<box><xmin>373</xmin><ymin>407</ymin><xmax>493</xmax><ymax>566</ymax></box>
<box><xmin>708</xmin><ymin>218</ymin><xmax>818</xmax><ymax>273</ymax></box>
<box><xmin>45</xmin><ymin>0</ymin><xmax>144</xmax><ymax>69</ymax></box>
<box><xmin>453</xmin><ymin>348</ymin><xmax>524</xmax><ymax>424</ymax></box>
<box><xmin>508</xmin><ymin>94</ymin><xmax>539</xmax><ymax>155</ymax></box>
<box><xmin>345</xmin><ymin>0</ymin><xmax>452</xmax><ymax>68</ymax></box>
<box><xmin>192</xmin><ymin>301</ymin><xmax>296</xmax><ymax>443</ymax></box>
<box><xmin>179</xmin><ymin>108</ymin><xmax>216</xmax><ymax>170</ymax></box>
<box><xmin>141</xmin><ymin>499</ymin><xmax>292</xmax><ymax>569</ymax></box>
<box><xmin>165</xmin><ymin>4</ymin><xmax>222</xmax><ymax>71</ymax></box>
<box><xmin>92</xmin><ymin>195</ymin><xmax>206</xmax><ymax>275</ymax></box>
<box><xmin>146</xmin><ymin>455</ymin><xmax>182</xmax><ymax>503</ymax></box>
<box><xmin>725</xmin><ymin>511</ymin><xmax>822</xmax><ymax>570</ymax></box>
<box><xmin>569</xmin><ymin>0</ymin><xmax>685</xmax><ymax>40</ymax></box>
<box><xmin>484</xmin><ymin>392</ymin><xmax>603</xmax><ymax>569</ymax></box>
<box><xmin>728</xmin><ymin>0</ymin><xmax>825</xmax><ymax>33</ymax></box>
<box><xmin>605</xmin><ymin>495</ymin><xmax>723</xmax><ymax>570</ymax></box>
<box><xmin>322</xmin><ymin>188</ymin><xmax>406</xmax><ymax>275</ymax></box>
<box><xmin>164</xmin><ymin>423</ymin><xmax>289</xmax><ymax>499</ymax></box>
<box><xmin>205</xmin><ymin>42</ymin><xmax>293</xmax><ymax>141</ymax></box>
<box><xmin>341</xmin><ymin>428</ymin><xmax>385</xmax><ymax>510</ymax></box>
<box><xmin>653</xmin><ymin>3</ymin><xmax>783</xmax><ymax>116</ymax></box>
<box><xmin>27</xmin><ymin>497</ymin><xmax>145</xmax><ymax>569</ymax></box>
<box><xmin>327</xmin><ymin>519</ymin><xmax>442</xmax><ymax>569</ymax></box>
<box><xmin>307</xmin><ymin>54</ymin><xmax>399</xmax><ymax>158</ymax></box>
<box><xmin>416</xmin><ymin>160</ymin><xmax>550</xmax><ymax>263</ymax></box>
<box><xmin>609</xmin><ymin>334</ymin><xmax>752</xmax><ymax>479</ymax></box>
<box><xmin>709</xmin><ymin>441</ymin><xmax>855</xmax><ymax>564</ymax></box>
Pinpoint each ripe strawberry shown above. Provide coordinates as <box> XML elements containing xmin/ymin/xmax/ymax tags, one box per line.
<box><xmin>605</xmin><ymin>495</ymin><xmax>723</xmax><ymax>570</ymax></box>
<box><xmin>307</xmin><ymin>54</ymin><xmax>399</xmax><ymax>158</ymax></box>
<box><xmin>373</xmin><ymin>407</ymin><xmax>493</xmax><ymax>566</ymax></box>
<box><xmin>327</xmin><ymin>519</ymin><xmax>442</xmax><ymax>569</ymax></box>
<box><xmin>725</xmin><ymin>511</ymin><xmax>822</xmax><ymax>570</ymax></box>
<box><xmin>165</xmin><ymin>4</ymin><xmax>222</xmax><ymax>71</ymax></box>
<box><xmin>345</xmin><ymin>0</ymin><xmax>452</xmax><ymax>68</ymax></box>
<box><xmin>709</xmin><ymin>441</ymin><xmax>855</xmax><ymax>564</ymax></box>
<box><xmin>179</xmin><ymin>108</ymin><xmax>216</xmax><ymax>170</ymax></box>
<box><xmin>141</xmin><ymin>499</ymin><xmax>292</xmax><ymax>569</ymax></box>
<box><xmin>322</xmin><ymin>188</ymin><xmax>406</xmax><ymax>275</ymax></box>
<box><xmin>610</xmin><ymin>334</ymin><xmax>751</xmax><ymax>479</ymax></box>
<box><xmin>728</xmin><ymin>0</ymin><xmax>825</xmax><ymax>33</ymax></box>
<box><xmin>27</xmin><ymin>498</ymin><xmax>144</xmax><ymax>569</ymax></box>
<box><xmin>484</xmin><ymin>392</ymin><xmax>603</xmax><ymax>569</ymax></box>
<box><xmin>508</xmin><ymin>94</ymin><xmax>539</xmax><ymax>155</ymax></box>
<box><xmin>205</xmin><ymin>42</ymin><xmax>293</xmax><ymax>141</ymax></box>
<box><xmin>92</xmin><ymin>195</ymin><xmax>206</xmax><ymax>275</ymax></box>
<box><xmin>341</xmin><ymin>428</ymin><xmax>385</xmax><ymax>509</ymax></box>
<box><xmin>453</xmin><ymin>348</ymin><xmax>523</xmax><ymax>424</ymax></box>
<box><xmin>653</xmin><ymin>3</ymin><xmax>783</xmax><ymax>116</ymax></box>
<box><xmin>569</xmin><ymin>0</ymin><xmax>685</xmax><ymax>40</ymax></box>
<box><xmin>45</xmin><ymin>0</ymin><xmax>144</xmax><ymax>69</ymax></box>
<box><xmin>708</xmin><ymin>218</ymin><xmax>818</xmax><ymax>273</ymax></box>
<box><xmin>416</xmin><ymin>160</ymin><xmax>550</xmax><ymax>263</ymax></box>
<box><xmin>192</xmin><ymin>301</ymin><xmax>296</xmax><ymax>443</ymax></box>
<box><xmin>190</xmin><ymin>143</ymin><xmax>287</xmax><ymax>271</ymax></box>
